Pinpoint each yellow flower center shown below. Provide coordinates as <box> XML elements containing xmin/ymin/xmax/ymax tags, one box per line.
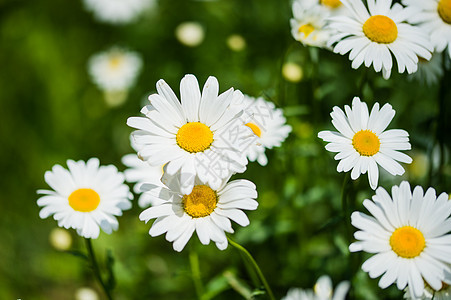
<box><xmin>176</xmin><ymin>122</ymin><xmax>214</xmax><ymax>153</ymax></box>
<box><xmin>68</xmin><ymin>188</ymin><xmax>100</xmax><ymax>212</ymax></box>
<box><xmin>182</xmin><ymin>185</ymin><xmax>218</xmax><ymax>218</ymax></box>
<box><xmin>438</xmin><ymin>0</ymin><xmax>451</xmax><ymax>24</ymax></box>
<box><xmin>363</xmin><ymin>15</ymin><xmax>398</xmax><ymax>44</ymax></box>
<box><xmin>109</xmin><ymin>54</ymin><xmax>123</xmax><ymax>69</ymax></box>
<box><xmin>246</xmin><ymin>122</ymin><xmax>262</xmax><ymax>137</ymax></box>
<box><xmin>298</xmin><ymin>24</ymin><xmax>315</xmax><ymax>38</ymax></box>
<box><xmin>390</xmin><ymin>226</ymin><xmax>426</xmax><ymax>258</ymax></box>
<box><xmin>352</xmin><ymin>130</ymin><xmax>380</xmax><ymax>156</ymax></box>
<box><xmin>321</xmin><ymin>0</ymin><xmax>342</xmax><ymax>9</ymax></box>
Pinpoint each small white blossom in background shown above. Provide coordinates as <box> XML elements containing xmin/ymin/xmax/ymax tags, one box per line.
<box><xmin>75</xmin><ymin>287</ymin><xmax>99</xmax><ymax>300</ymax></box>
<box><xmin>350</xmin><ymin>181</ymin><xmax>451</xmax><ymax>299</ymax></box>
<box><xmin>226</xmin><ymin>34</ymin><xmax>246</xmax><ymax>52</ymax></box>
<box><xmin>37</xmin><ymin>158</ymin><xmax>133</xmax><ymax>239</ymax></box>
<box><xmin>175</xmin><ymin>22</ymin><xmax>205</xmax><ymax>47</ymax></box>
<box><xmin>88</xmin><ymin>47</ymin><xmax>142</xmax><ymax>106</ymax></box>
<box><xmin>408</xmin><ymin>53</ymin><xmax>444</xmax><ymax>86</ymax></box>
<box><xmin>282</xmin><ymin>62</ymin><xmax>304</xmax><ymax>82</ymax></box>
<box><xmin>49</xmin><ymin>228</ymin><xmax>72</xmax><ymax>251</ymax></box>
<box><xmin>139</xmin><ymin>172</ymin><xmax>258</xmax><ymax>252</ymax></box>
<box><xmin>328</xmin><ymin>0</ymin><xmax>433</xmax><ymax>79</ymax></box>
<box><xmin>318</xmin><ymin>97</ymin><xmax>412</xmax><ymax>190</ymax></box>
<box><xmin>240</xmin><ymin>95</ymin><xmax>292</xmax><ymax>166</ymax></box>
<box><xmin>82</xmin><ymin>0</ymin><xmax>155</xmax><ymax>25</ymax></box>
<box><xmin>282</xmin><ymin>275</ymin><xmax>350</xmax><ymax>300</ymax></box>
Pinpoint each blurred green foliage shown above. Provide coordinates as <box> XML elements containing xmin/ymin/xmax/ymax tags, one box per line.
<box><xmin>0</xmin><ymin>0</ymin><xmax>449</xmax><ymax>299</ymax></box>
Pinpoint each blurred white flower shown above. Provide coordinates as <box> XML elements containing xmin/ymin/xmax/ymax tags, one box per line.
<box><xmin>175</xmin><ymin>22</ymin><xmax>205</xmax><ymax>47</ymax></box>
<box><xmin>408</xmin><ymin>53</ymin><xmax>444</xmax><ymax>86</ymax></box>
<box><xmin>49</xmin><ymin>228</ymin><xmax>72</xmax><ymax>251</ymax></box>
<box><xmin>75</xmin><ymin>287</ymin><xmax>99</xmax><ymax>300</ymax></box>
<box><xmin>282</xmin><ymin>62</ymin><xmax>304</xmax><ymax>82</ymax></box>
<box><xmin>83</xmin><ymin>0</ymin><xmax>155</xmax><ymax>25</ymax></box>
<box><xmin>88</xmin><ymin>47</ymin><xmax>143</xmax><ymax>93</ymax></box>
<box><xmin>282</xmin><ymin>275</ymin><xmax>350</xmax><ymax>300</ymax></box>
<box><xmin>227</xmin><ymin>34</ymin><xmax>246</xmax><ymax>52</ymax></box>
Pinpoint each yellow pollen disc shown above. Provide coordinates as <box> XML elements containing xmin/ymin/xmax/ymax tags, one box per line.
<box><xmin>68</xmin><ymin>188</ymin><xmax>100</xmax><ymax>212</ymax></box>
<box><xmin>363</xmin><ymin>15</ymin><xmax>398</xmax><ymax>44</ymax></box>
<box><xmin>438</xmin><ymin>0</ymin><xmax>451</xmax><ymax>24</ymax></box>
<box><xmin>176</xmin><ymin>122</ymin><xmax>214</xmax><ymax>153</ymax></box>
<box><xmin>352</xmin><ymin>130</ymin><xmax>380</xmax><ymax>156</ymax></box>
<box><xmin>109</xmin><ymin>55</ymin><xmax>123</xmax><ymax>69</ymax></box>
<box><xmin>321</xmin><ymin>0</ymin><xmax>342</xmax><ymax>9</ymax></box>
<box><xmin>298</xmin><ymin>24</ymin><xmax>315</xmax><ymax>38</ymax></box>
<box><xmin>182</xmin><ymin>185</ymin><xmax>218</xmax><ymax>218</ymax></box>
<box><xmin>390</xmin><ymin>226</ymin><xmax>426</xmax><ymax>258</ymax></box>
<box><xmin>246</xmin><ymin>122</ymin><xmax>262</xmax><ymax>137</ymax></box>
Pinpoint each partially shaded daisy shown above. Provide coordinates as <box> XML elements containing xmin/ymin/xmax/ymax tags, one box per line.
<box><xmin>290</xmin><ymin>0</ymin><xmax>333</xmax><ymax>48</ymax></box>
<box><xmin>350</xmin><ymin>181</ymin><xmax>451</xmax><ymax>298</ymax></box>
<box><xmin>139</xmin><ymin>173</ymin><xmax>258</xmax><ymax>252</ymax></box>
<box><xmin>127</xmin><ymin>74</ymin><xmax>252</xmax><ymax>195</ymax></box>
<box><xmin>403</xmin><ymin>0</ymin><xmax>451</xmax><ymax>59</ymax></box>
<box><xmin>37</xmin><ymin>158</ymin><xmax>133</xmax><ymax>239</ymax></box>
<box><xmin>282</xmin><ymin>275</ymin><xmax>350</xmax><ymax>300</ymax></box>
<box><xmin>328</xmin><ymin>0</ymin><xmax>433</xmax><ymax>79</ymax></box>
<box><xmin>241</xmin><ymin>95</ymin><xmax>292</xmax><ymax>166</ymax></box>
<box><xmin>318</xmin><ymin>97</ymin><xmax>412</xmax><ymax>189</ymax></box>
<box><xmin>404</xmin><ymin>279</ymin><xmax>451</xmax><ymax>299</ymax></box>
<box><xmin>83</xmin><ymin>0</ymin><xmax>155</xmax><ymax>24</ymax></box>
<box><xmin>408</xmin><ymin>53</ymin><xmax>444</xmax><ymax>86</ymax></box>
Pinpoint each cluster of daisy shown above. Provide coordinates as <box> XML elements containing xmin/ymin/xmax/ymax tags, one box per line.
<box><xmin>290</xmin><ymin>0</ymin><xmax>450</xmax><ymax>83</ymax></box>
<box><xmin>316</xmin><ymin>95</ymin><xmax>451</xmax><ymax>299</ymax></box>
<box><xmin>37</xmin><ymin>74</ymin><xmax>292</xmax><ymax>253</ymax></box>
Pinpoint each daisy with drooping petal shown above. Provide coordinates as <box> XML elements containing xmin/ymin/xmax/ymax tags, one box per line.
<box><xmin>127</xmin><ymin>74</ymin><xmax>252</xmax><ymax>195</ymax></box>
<box><xmin>350</xmin><ymin>181</ymin><xmax>451</xmax><ymax>298</ymax></box>
<box><xmin>282</xmin><ymin>275</ymin><xmax>350</xmax><ymax>300</ymax></box>
<box><xmin>408</xmin><ymin>52</ymin><xmax>444</xmax><ymax>86</ymax></box>
<box><xmin>328</xmin><ymin>0</ymin><xmax>433</xmax><ymax>79</ymax></box>
<box><xmin>290</xmin><ymin>0</ymin><xmax>334</xmax><ymax>48</ymax></box>
<box><xmin>404</xmin><ymin>278</ymin><xmax>451</xmax><ymax>300</ymax></box>
<box><xmin>139</xmin><ymin>172</ymin><xmax>258</xmax><ymax>252</ymax></box>
<box><xmin>240</xmin><ymin>95</ymin><xmax>292</xmax><ymax>166</ymax></box>
<box><xmin>318</xmin><ymin>97</ymin><xmax>412</xmax><ymax>190</ymax></box>
<box><xmin>83</xmin><ymin>0</ymin><xmax>155</xmax><ymax>24</ymax></box>
<box><xmin>122</xmin><ymin>137</ymin><xmax>164</xmax><ymax>208</ymax></box>
<box><xmin>403</xmin><ymin>0</ymin><xmax>451</xmax><ymax>59</ymax></box>
<box><xmin>37</xmin><ymin>158</ymin><xmax>133</xmax><ymax>239</ymax></box>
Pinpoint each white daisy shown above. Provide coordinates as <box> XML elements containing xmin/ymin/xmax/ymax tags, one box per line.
<box><xmin>318</xmin><ymin>97</ymin><xmax>412</xmax><ymax>190</ymax></box>
<box><xmin>403</xmin><ymin>0</ymin><xmax>451</xmax><ymax>59</ymax></box>
<box><xmin>127</xmin><ymin>74</ymin><xmax>252</xmax><ymax>195</ymax></box>
<box><xmin>139</xmin><ymin>173</ymin><xmax>258</xmax><ymax>252</ymax></box>
<box><xmin>408</xmin><ymin>52</ymin><xmax>444</xmax><ymax>86</ymax></box>
<box><xmin>328</xmin><ymin>0</ymin><xmax>433</xmax><ymax>79</ymax></box>
<box><xmin>350</xmin><ymin>181</ymin><xmax>451</xmax><ymax>298</ymax></box>
<box><xmin>404</xmin><ymin>279</ymin><xmax>451</xmax><ymax>300</ymax></box>
<box><xmin>88</xmin><ymin>47</ymin><xmax>142</xmax><ymax>93</ymax></box>
<box><xmin>240</xmin><ymin>95</ymin><xmax>292</xmax><ymax>166</ymax></box>
<box><xmin>282</xmin><ymin>275</ymin><xmax>350</xmax><ymax>300</ymax></box>
<box><xmin>290</xmin><ymin>0</ymin><xmax>334</xmax><ymax>48</ymax></box>
<box><xmin>37</xmin><ymin>158</ymin><xmax>133</xmax><ymax>239</ymax></box>
<box><xmin>82</xmin><ymin>0</ymin><xmax>155</xmax><ymax>25</ymax></box>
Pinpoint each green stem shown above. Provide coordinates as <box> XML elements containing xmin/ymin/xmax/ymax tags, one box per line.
<box><xmin>84</xmin><ymin>238</ymin><xmax>113</xmax><ymax>300</ymax></box>
<box><xmin>227</xmin><ymin>237</ymin><xmax>275</xmax><ymax>300</ymax></box>
<box><xmin>189</xmin><ymin>249</ymin><xmax>204</xmax><ymax>299</ymax></box>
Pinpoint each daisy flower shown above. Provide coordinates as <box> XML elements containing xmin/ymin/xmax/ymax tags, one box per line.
<box><xmin>290</xmin><ymin>0</ymin><xmax>334</xmax><ymax>48</ymax></box>
<box><xmin>282</xmin><ymin>275</ymin><xmax>350</xmax><ymax>300</ymax></box>
<box><xmin>88</xmin><ymin>47</ymin><xmax>142</xmax><ymax>93</ymax></box>
<box><xmin>37</xmin><ymin>158</ymin><xmax>133</xmax><ymax>239</ymax></box>
<box><xmin>328</xmin><ymin>0</ymin><xmax>433</xmax><ymax>79</ymax></box>
<box><xmin>127</xmin><ymin>74</ymin><xmax>252</xmax><ymax>195</ymax></box>
<box><xmin>404</xmin><ymin>278</ymin><xmax>451</xmax><ymax>300</ymax></box>
<box><xmin>122</xmin><ymin>141</ymin><xmax>164</xmax><ymax>208</ymax></box>
<box><xmin>403</xmin><ymin>0</ymin><xmax>451</xmax><ymax>59</ymax></box>
<box><xmin>240</xmin><ymin>95</ymin><xmax>292</xmax><ymax>166</ymax></box>
<box><xmin>408</xmin><ymin>52</ymin><xmax>444</xmax><ymax>86</ymax></box>
<box><xmin>139</xmin><ymin>173</ymin><xmax>258</xmax><ymax>252</ymax></box>
<box><xmin>350</xmin><ymin>181</ymin><xmax>451</xmax><ymax>298</ymax></box>
<box><xmin>82</xmin><ymin>0</ymin><xmax>155</xmax><ymax>24</ymax></box>
<box><xmin>318</xmin><ymin>97</ymin><xmax>412</xmax><ymax>190</ymax></box>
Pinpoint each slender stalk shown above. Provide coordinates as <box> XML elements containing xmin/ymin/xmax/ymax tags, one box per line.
<box><xmin>189</xmin><ymin>249</ymin><xmax>204</xmax><ymax>299</ymax></box>
<box><xmin>84</xmin><ymin>238</ymin><xmax>113</xmax><ymax>300</ymax></box>
<box><xmin>227</xmin><ymin>237</ymin><xmax>275</xmax><ymax>300</ymax></box>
